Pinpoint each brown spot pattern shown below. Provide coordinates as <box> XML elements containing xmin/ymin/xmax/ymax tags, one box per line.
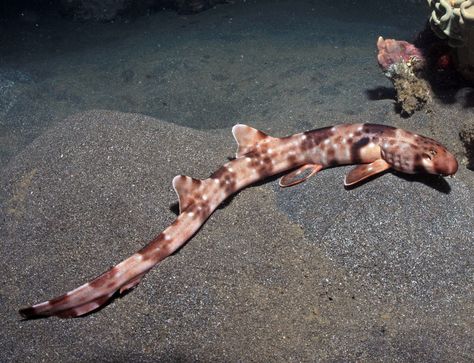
<box><xmin>326</xmin><ymin>148</ymin><xmax>336</xmax><ymax>165</ymax></box>
<box><xmin>303</xmin><ymin>126</ymin><xmax>333</xmax><ymax>147</ymax></box>
<box><xmin>363</xmin><ymin>123</ymin><xmax>396</xmax><ymax>136</ymax></box>
<box><xmin>89</xmin><ymin>266</ymin><xmax>120</xmax><ymax>289</ymax></box>
<box><xmin>350</xmin><ymin>137</ymin><xmax>370</xmax><ymax>163</ymax></box>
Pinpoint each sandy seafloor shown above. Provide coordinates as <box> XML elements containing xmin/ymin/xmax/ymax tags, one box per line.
<box><xmin>1</xmin><ymin>0</ymin><xmax>473</xmax><ymax>361</ymax></box>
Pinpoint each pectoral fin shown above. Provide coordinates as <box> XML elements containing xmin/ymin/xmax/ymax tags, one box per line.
<box><xmin>279</xmin><ymin>164</ymin><xmax>323</xmax><ymax>187</ymax></box>
<box><xmin>344</xmin><ymin>159</ymin><xmax>390</xmax><ymax>186</ymax></box>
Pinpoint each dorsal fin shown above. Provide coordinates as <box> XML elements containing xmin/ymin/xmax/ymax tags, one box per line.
<box><xmin>172</xmin><ymin>175</ymin><xmax>204</xmax><ymax>213</ymax></box>
<box><xmin>232</xmin><ymin>124</ymin><xmax>272</xmax><ymax>157</ymax></box>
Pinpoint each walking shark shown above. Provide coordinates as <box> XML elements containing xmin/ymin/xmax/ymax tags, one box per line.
<box><xmin>19</xmin><ymin>123</ymin><xmax>458</xmax><ymax>318</ymax></box>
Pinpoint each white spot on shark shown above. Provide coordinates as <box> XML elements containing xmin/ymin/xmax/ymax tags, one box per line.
<box><xmin>134</xmin><ymin>254</ymin><xmax>143</xmax><ymax>262</ymax></box>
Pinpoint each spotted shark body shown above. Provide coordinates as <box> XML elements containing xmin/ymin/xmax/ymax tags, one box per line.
<box><xmin>19</xmin><ymin>123</ymin><xmax>458</xmax><ymax>318</ymax></box>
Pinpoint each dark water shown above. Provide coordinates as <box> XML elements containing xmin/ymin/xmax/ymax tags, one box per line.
<box><xmin>0</xmin><ymin>0</ymin><xmax>427</xmax><ymax>168</ymax></box>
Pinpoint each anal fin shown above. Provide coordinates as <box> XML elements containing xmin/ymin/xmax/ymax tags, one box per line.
<box><xmin>344</xmin><ymin>159</ymin><xmax>390</xmax><ymax>186</ymax></box>
<box><xmin>119</xmin><ymin>273</ymin><xmax>145</xmax><ymax>294</ymax></box>
<box><xmin>279</xmin><ymin>164</ymin><xmax>323</xmax><ymax>187</ymax></box>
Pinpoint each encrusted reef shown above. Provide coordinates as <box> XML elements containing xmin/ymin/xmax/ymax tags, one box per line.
<box><xmin>428</xmin><ymin>0</ymin><xmax>474</xmax><ymax>80</ymax></box>
<box><xmin>376</xmin><ymin>37</ymin><xmax>431</xmax><ymax>115</ymax></box>
<box><xmin>391</xmin><ymin>65</ymin><xmax>431</xmax><ymax>115</ymax></box>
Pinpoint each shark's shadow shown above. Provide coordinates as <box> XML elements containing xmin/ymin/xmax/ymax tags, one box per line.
<box><xmin>391</xmin><ymin>170</ymin><xmax>452</xmax><ymax>193</ymax></box>
<box><xmin>343</xmin><ymin>167</ymin><xmax>452</xmax><ymax>194</ymax></box>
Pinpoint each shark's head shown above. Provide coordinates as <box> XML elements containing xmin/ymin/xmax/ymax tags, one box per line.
<box><xmin>419</xmin><ymin>140</ymin><xmax>458</xmax><ymax>176</ymax></box>
<box><xmin>380</xmin><ymin>132</ymin><xmax>458</xmax><ymax>176</ymax></box>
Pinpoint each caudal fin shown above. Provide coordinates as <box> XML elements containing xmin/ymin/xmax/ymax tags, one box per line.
<box><xmin>19</xmin><ymin>253</ymin><xmax>151</xmax><ymax>319</ymax></box>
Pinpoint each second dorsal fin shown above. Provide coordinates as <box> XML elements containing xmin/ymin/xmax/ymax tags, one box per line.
<box><xmin>232</xmin><ymin>124</ymin><xmax>272</xmax><ymax>157</ymax></box>
<box><xmin>172</xmin><ymin>175</ymin><xmax>204</xmax><ymax>213</ymax></box>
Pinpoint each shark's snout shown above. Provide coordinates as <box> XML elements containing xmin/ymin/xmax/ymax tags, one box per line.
<box><xmin>434</xmin><ymin>153</ymin><xmax>458</xmax><ymax>176</ymax></box>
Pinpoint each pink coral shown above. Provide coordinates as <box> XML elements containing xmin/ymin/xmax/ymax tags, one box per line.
<box><xmin>377</xmin><ymin>36</ymin><xmax>425</xmax><ymax>71</ymax></box>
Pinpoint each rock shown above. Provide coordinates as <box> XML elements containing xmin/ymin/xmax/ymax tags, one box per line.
<box><xmin>58</xmin><ymin>0</ymin><xmax>226</xmax><ymax>21</ymax></box>
<box><xmin>392</xmin><ymin>65</ymin><xmax>431</xmax><ymax>116</ymax></box>
<box><xmin>59</xmin><ymin>0</ymin><xmax>134</xmax><ymax>21</ymax></box>
<box><xmin>171</xmin><ymin>0</ymin><xmax>225</xmax><ymax>14</ymax></box>
<box><xmin>460</xmin><ymin>123</ymin><xmax>474</xmax><ymax>170</ymax></box>
<box><xmin>376</xmin><ymin>37</ymin><xmax>431</xmax><ymax>116</ymax></box>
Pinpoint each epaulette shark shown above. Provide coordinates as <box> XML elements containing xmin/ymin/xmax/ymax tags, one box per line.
<box><xmin>19</xmin><ymin>123</ymin><xmax>458</xmax><ymax>318</ymax></box>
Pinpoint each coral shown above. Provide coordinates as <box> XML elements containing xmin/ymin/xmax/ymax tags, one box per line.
<box><xmin>428</xmin><ymin>0</ymin><xmax>474</xmax><ymax>80</ymax></box>
<box><xmin>377</xmin><ymin>37</ymin><xmax>425</xmax><ymax>75</ymax></box>
<box><xmin>377</xmin><ymin>37</ymin><xmax>431</xmax><ymax>116</ymax></box>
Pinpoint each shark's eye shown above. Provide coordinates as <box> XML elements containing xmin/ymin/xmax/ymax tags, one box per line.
<box><xmin>422</xmin><ymin>150</ymin><xmax>437</xmax><ymax>160</ymax></box>
<box><xmin>422</xmin><ymin>152</ymin><xmax>433</xmax><ymax>160</ymax></box>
